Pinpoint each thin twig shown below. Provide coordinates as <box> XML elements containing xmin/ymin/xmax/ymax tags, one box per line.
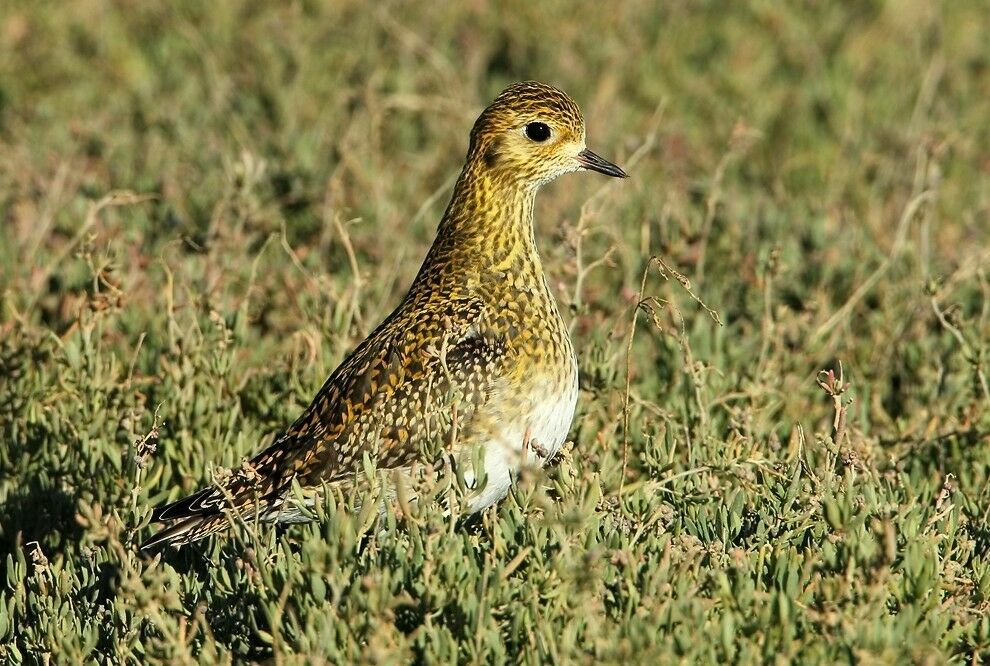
<box><xmin>620</xmin><ymin>259</ymin><xmax>656</xmax><ymax>494</ymax></box>
<box><xmin>812</xmin><ymin>190</ymin><xmax>935</xmax><ymax>343</ymax></box>
<box><xmin>25</xmin><ymin>190</ymin><xmax>156</xmax><ymax>314</ymax></box>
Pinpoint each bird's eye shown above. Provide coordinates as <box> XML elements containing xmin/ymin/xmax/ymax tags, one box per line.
<box><xmin>524</xmin><ymin>122</ymin><xmax>552</xmax><ymax>142</ymax></box>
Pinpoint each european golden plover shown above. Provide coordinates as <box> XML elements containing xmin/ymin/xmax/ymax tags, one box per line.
<box><xmin>143</xmin><ymin>81</ymin><xmax>626</xmax><ymax>550</ymax></box>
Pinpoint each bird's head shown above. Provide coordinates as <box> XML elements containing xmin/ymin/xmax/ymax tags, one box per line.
<box><xmin>467</xmin><ymin>81</ymin><xmax>627</xmax><ymax>188</ymax></box>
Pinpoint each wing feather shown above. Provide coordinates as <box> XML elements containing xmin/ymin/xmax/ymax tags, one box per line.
<box><xmin>143</xmin><ymin>296</ymin><xmax>508</xmax><ymax>549</ymax></box>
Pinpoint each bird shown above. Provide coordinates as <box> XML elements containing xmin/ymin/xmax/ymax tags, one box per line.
<box><xmin>142</xmin><ymin>81</ymin><xmax>627</xmax><ymax>551</ymax></box>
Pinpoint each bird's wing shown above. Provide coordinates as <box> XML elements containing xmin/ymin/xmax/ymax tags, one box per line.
<box><xmin>149</xmin><ymin>296</ymin><xmax>506</xmax><ymax>526</ymax></box>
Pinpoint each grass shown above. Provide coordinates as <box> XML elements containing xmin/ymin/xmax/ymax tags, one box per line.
<box><xmin>2</xmin><ymin>0</ymin><xmax>990</xmax><ymax>662</ymax></box>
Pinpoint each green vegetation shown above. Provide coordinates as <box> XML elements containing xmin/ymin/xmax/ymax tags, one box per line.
<box><xmin>2</xmin><ymin>1</ymin><xmax>989</xmax><ymax>662</ymax></box>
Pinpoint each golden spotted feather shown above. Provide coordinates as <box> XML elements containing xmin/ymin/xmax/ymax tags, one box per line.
<box><xmin>143</xmin><ymin>81</ymin><xmax>626</xmax><ymax>551</ymax></box>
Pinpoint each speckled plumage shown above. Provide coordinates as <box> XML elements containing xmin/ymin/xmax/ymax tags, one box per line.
<box><xmin>142</xmin><ymin>81</ymin><xmax>626</xmax><ymax>551</ymax></box>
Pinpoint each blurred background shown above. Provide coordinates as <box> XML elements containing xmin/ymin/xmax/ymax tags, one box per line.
<box><xmin>1</xmin><ymin>1</ymin><xmax>989</xmax><ymax>662</ymax></box>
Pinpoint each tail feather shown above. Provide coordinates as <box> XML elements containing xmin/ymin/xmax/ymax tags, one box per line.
<box><xmin>151</xmin><ymin>486</ymin><xmax>225</xmax><ymax>523</ymax></box>
<box><xmin>140</xmin><ymin>513</ymin><xmax>230</xmax><ymax>553</ymax></box>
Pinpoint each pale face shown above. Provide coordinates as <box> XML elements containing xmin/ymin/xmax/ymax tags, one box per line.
<box><xmin>474</xmin><ymin>114</ymin><xmax>579</xmax><ymax>184</ymax></box>
<box><xmin>486</xmin><ymin>116</ymin><xmax>624</xmax><ymax>185</ymax></box>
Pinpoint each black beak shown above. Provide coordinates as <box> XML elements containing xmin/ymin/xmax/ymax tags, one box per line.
<box><xmin>576</xmin><ymin>149</ymin><xmax>627</xmax><ymax>178</ymax></box>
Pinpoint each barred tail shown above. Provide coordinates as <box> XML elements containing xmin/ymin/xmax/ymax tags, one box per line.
<box><xmin>140</xmin><ymin>513</ymin><xmax>229</xmax><ymax>553</ymax></box>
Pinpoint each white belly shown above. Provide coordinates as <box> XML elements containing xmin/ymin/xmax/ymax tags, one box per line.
<box><xmin>467</xmin><ymin>369</ymin><xmax>579</xmax><ymax>512</ymax></box>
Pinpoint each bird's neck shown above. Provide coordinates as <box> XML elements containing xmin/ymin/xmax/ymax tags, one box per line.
<box><xmin>421</xmin><ymin>163</ymin><xmax>545</xmax><ymax>283</ymax></box>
